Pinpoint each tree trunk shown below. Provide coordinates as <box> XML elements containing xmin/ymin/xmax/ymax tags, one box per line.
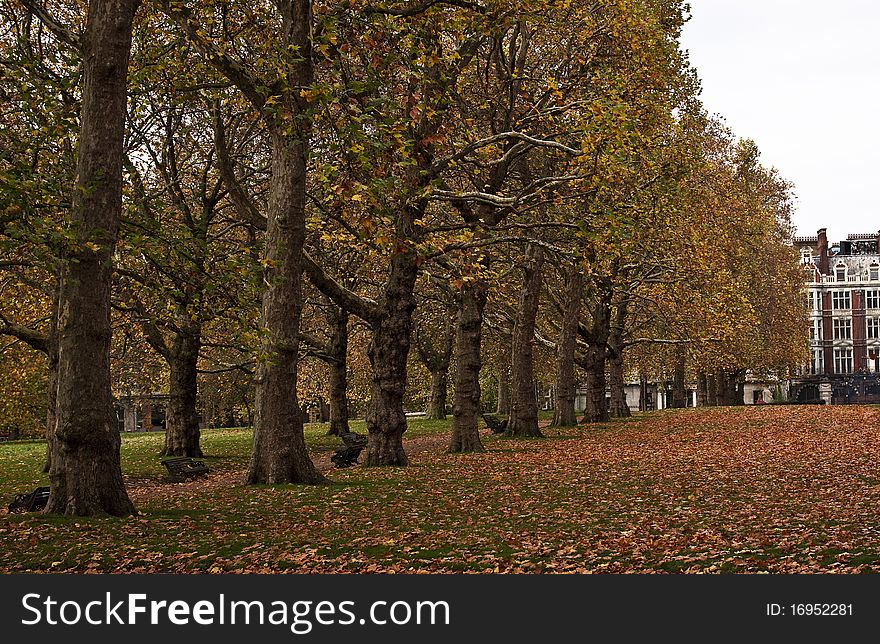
<box><xmin>426</xmin><ymin>369</ymin><xmax>448</xmax><ymax>420</ymax></box>
<box><xmin>696</xmin><ymin>372</ymin><xmax>708</xmax><ymax>407</ymax></box>
<box><xmin>581</xmin><ymin>345</ymin><xmax>609</xmax><ymax>423</ymax></box>
<box><xmin>552</xmin><ymin>267</ymin><xmax>582</xmax><ymax>427</ymax></box>
<box><xmin>162</xmin><ymin>330</ymin><xmax>203</xmax><ymax>457</ymax></box>
<box><xmin>141</xmin><ymin>398</ymin><xmax>152</xmax><ymax>432</ymax></box>
<box><xmin>506</xmin><ymin>245</ymin><xmax>544</xmax><ymax>437</ymax></box>
<box><xmin>671</xmin><ymin>345</ymin><xmax>686</xmax><ymax>408</ymax></box>
<box><xmin>246</xmin><ymin>1</ymin><xmax>324</xmax><ymax>485</ymax></box>
<box><xmin>414</xmin><ymin>311</ymin><xmax>454</xmax><ymax>421</ymax></box>
<box><xmin>42</xmin><ymin>297</ymin><xmax>59</xmax><ymax>474</ymax></box>
<box><xmin>326</xmin><ymin>307</ymin><xmax>349</xmax><ymax>436</ymax></box>
<box><xmin>707</xmin><ymin>373</ymin><xmax>718</xmax><ymax>406</ymax></box>
<box><xmin>608</xmin><ymin>351</ymin><xmax>630</xmax><ymax>418</ymax></box>
<box><xmin>364</xmin><ymin>251</ymin><xmax>418</xmax><ymax>466</ymax></box>
<box><xmin>450</xmin><ymin>279</ymin><xmax>487</xmax><ymax>453</ymax></box>
<box><xmin>246</xmin><ymin>147</ymin><xmax>322</xmax><ymax>482</ymax></box>
<box><xmin>714</xmin><ymin>369</ymin><xmax>740</xmax><ymax>406</ymax></box>
<box><xmin>44</xmin><ymin>0</ymin><xmax>138</xmax><ymax>517</ymax></box>
<box><xmin>496</xmin><ymin>363</ymin><xmax>510</xmax><ymax>415</ymax></box>
<box><xmin>639</xmin><ymin>374</ymin><xmax>648</xmax><ymax>411</ymax></box>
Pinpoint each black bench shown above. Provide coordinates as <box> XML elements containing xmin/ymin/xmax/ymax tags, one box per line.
<box><xmin>481</xmin><ymin>413</ymin><xmax>508</xmax><ymax>434</ymax></box>
<box><xmin>162</xmin><ymin>457</ymin><xmax>209</xmax><ymax>482</ymax></box>
<box><xmin>8</xmin><ymin>486</ymin><xmax>50</xmax><ymax>513</ymax></box>
<box><xmin>331</xmin><ymin>432</ymin><xmax>368</xmax><ymax>468</ymax></box>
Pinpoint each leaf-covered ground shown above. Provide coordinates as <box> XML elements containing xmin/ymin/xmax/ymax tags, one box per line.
<box><xmin>2</xmin><ymin>405</ymin><xmax>880</xmax><ymax>573</ymax></box>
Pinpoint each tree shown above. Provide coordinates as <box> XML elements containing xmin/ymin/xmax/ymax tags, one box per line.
<box><xmin>506</xmin><ymin>244</ymin><xmax>545</xmax><ymax>437</ymax></box>
<box><xmin>161</xmin><ymin>0</ymin><xmax>325</xmax><ymax>483</ymax></box>
<box><xmin>41</xmin><ymin>0</ymin><xmax>138</xmax><ymax>516</ymax></box>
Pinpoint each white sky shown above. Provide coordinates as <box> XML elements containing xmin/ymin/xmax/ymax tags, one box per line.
<box><xmin>680</xmin><ymin>1</ymin><xmax>880</xmax><ymax>243</ymax></box>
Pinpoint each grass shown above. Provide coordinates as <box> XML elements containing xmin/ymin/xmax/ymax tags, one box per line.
<box><xmin>4</xmin><ymin>406</ymin><xmax>880</xmax><ymax>573</ymax></box>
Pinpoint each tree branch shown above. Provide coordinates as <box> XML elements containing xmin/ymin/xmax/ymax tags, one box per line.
<box><xmin>302</xmin><ymin>252</ymin><xmax>381</xmax><ymax>325</ymax></box>
<box><xmin>20</xmin><ymin>0</ymin><xmax>82</xmax><ymax>50</ymax></box>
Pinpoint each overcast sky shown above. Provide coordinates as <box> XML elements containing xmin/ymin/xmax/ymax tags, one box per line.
<box><xmin>680</xmin><ymin>1</ymin><xmax>880</xmax><ymax>243</ymax></box>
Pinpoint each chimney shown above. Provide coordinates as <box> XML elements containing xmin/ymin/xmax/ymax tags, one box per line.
<box><xmin>818</xmin><ymin>228</ymin><xmax>829</xmax><ymax>275</ymax></box>
<box><xmin>875</xmin><ymin>229</ymin><xmax>880</xmax><ymax>254</ymax></box>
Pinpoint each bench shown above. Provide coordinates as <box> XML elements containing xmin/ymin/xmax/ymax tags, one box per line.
<box><xmin>481</xmin><ymin>413</ymin><xmax>508</xmax><ymax>434</ymax></box>
<box><xmin>162</xmin><ymin>457</ymin><xmax>209</xmax><ymax>482</ymax></box>
<box><xmin>7</xmin><ymin>486</ymin><xmax>50</xmax><ymax>513</ymax></box>
<box><xmin>331</xmin><ymin>432</ymin><xmax>368</xmax><ymax>468</ymax></box>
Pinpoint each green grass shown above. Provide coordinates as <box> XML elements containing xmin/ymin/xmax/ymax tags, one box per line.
<box><xmin>4</xmin><ymin>406</ymin><xmax>880</xmax><ymax>573</ymax></box>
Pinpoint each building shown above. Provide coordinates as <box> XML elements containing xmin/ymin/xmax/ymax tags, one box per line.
<box><xmin>792</xmin><ymin>228</ymin><xmax>880</xmax><ymax>403</ymax></box>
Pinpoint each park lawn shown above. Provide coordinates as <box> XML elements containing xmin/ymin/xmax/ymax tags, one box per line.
<box><xmin>2</xmin><ymin>405</ymin><xmax>880</xmax><ymax>573</ymax></box>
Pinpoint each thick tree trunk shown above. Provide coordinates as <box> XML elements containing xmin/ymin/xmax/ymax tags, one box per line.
<box><xmin>44</xmin><ymin>0</ymin><xmax>138</xmax><ymax>516</ymax></box>
<box><xmin>707</xmin><ymin>373</ymin><xmax>718</xmax><ymax>406</ymax></box>
<box><xmin>581</xmin><ymin>345</ymin><xmax>609</xmax><ymax>423</ymax></box>
<box><xmin>247</xmin><ymin>148</ymin><xmax>323</xmax><ymax>482</ymax></box>
<box><xmin>364</xmin><ymin>251</ymin><xmax>418</xmax><ymax>466</ymax></box>
<box><xmin>713</xmin><ymin>369</ymin><xmax>741</xmax><ymax>406</ymax></box>
<box><xmin>450</xmin><ymin>280</ymin><xmax>487</xmax><ymax>453</ymax></box>
<box><xmin>162</xmin><ymin>331</ymin><xmax>203</xmax><ymax>457</ymax></box>
<box><xmin>552</xmin><ymin>267</ymin><xmax>582</xmax><ymax>427</ymax></box>
<box><xmin>246</xmin><ymin>1</ymin><xmax>324</xmax><ymax>485</ymax></box>
<box><xmin>671</xmin><ymin>345</ymin><xmax>687</xmax><ymax>408</ymax></box>
<box><xmin>426</xmin><ymin>369</ymin><xmax>448</xmax><ymax>420</ymax></box>
<box><xmin>696</xmin><ymin>372</ymin><xmax>708</xmax><ymax>407</ymax></box>
<box><xmin>608</xmin><ymin>352</ymin><xmax>630</xmax><ymax>418</ymax></box>
<box><xmin>506</xmin><ymin>245</ymin><xmax>544</xmax><ymax>438</ymax></box>
<box><xmin>326</xmin><ymin>307</ymin><xmax>349</xmax><ymax>436</ymax></box>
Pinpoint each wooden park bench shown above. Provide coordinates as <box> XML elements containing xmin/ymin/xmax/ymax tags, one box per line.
<box><xmin>162</xmin><ymin>457</ymin><xmax>209</xmax><ymax>482</ymax></box>
<box><xmin>481</xmin><ymin>413</ymin><xmax>508</xmax><ymax>434</ymax></box>
<box><xmin>331</xmin><ymin>432</ymin><xmax>368</xmax><ymax>468</ymax></box>
<box><xmin>7</xmin><ymin>486</ymin><xmax>50</xmax><ymax>513</ymax></box>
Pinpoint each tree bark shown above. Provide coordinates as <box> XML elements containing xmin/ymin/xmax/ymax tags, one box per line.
<box><xmin>326</xmin><ymin>307</ymin><xmax>349</xmax><ymax>436</ymax></box>
<box><xmin>426</xmin><ymin>369</ymin><xmax>448</xmax><ymax>420</ymax></box>
<box><xmin>552</xmin><ymin>266</ymin><xmax>582</xmax><ymax>427</ymax></box>
<box><xmin>162</xmin><ymin>330</ymin><xmax>203</xmax><ymax>457</ymax></box>
<box><xmin>44</xmin><ymin>0</ymin><xmax>138</xmax><ymax>516</ymax></box>
<box><xmin>696</xmin><ymin>371</ymin><xmax>708</xmax><ymax>407</ymax></box>
<box><xmin>580</xmin><ymin>345</ymin><xmax>609</xmax><ymax>423</ymax></box>
<box><xmin>247</xmin><ymin>129</ymin><xmax>324</xmax><ymax>484</ymax></box>
<box><xmin>449</xmin><ymin>279</ymin><xmax>487</xmax><ymax>453</ymax></box>
<box><xmin>414</xmin><ymin>311</ymin><xmax>454</xmax><ymax>421</ymax></box>
<box><xmin>42</xmin><ymin>279</ymin><xmax>60</xmax><ymax>473</ymax></box>
<box><xmin>245</xmin><ymin>1</ymin><xmax>324</xmax><ymax>485</ymax></box>
<box><xmin>638</xmin><ymin>374</ymin><xmax>648</xmax><ymax>411</ymax></box>
<box><xmin>706</xmin><ymin>373</ymin><xmax>718</xmax><ymax>406</ymax></box>
<box><xmin>671</xmin><ymin>345</ymin><xmax>687</xmax><ymax>408</ymax></box>
<box><xmin>364</xmin><ymin>250</ymin><xmax>419</xmax><ymax>466</ymax></box>
<box><xmin>506</xmin><ymin>245</ymin><xmax>544</xmax><ymax>438</ymax></box>
<box><xmin>608</xmin><ymin>351</ymin><xmax>630</xmax><ymax>417</ymax></box>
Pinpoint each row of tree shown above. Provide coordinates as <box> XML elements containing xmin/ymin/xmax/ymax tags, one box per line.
<box><xmin>0</xmin><ymin>0</ymin><xmax>807</xmax><ymax>515</ymax></box>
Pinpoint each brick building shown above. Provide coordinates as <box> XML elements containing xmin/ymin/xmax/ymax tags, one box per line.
<box><xmin>792</xmin><ymin>228</ymin><xmax>880</xmax><ymax>403</ymax></box>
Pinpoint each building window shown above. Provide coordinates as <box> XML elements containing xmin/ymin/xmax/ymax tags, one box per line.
<box><xmin>802</xmin><ymin>249</ymin><xmax>813</xmax><ymax>265</ymax></box>
<box><xmin>813</xmin><ymin>291</ymin><xmax>822</xmax><ymax>312</ymax></box>
<box><xmin>811</xmin><ymin>349</ymin><xmax>824</xmax><ymax>375</ymax></box>
<box><xmin>868</xmin><ymin>290</ymin><xmax>880</xmax><ymax>309</ymax></box>
<box><xmin>869</xmin><ymin>318</ymin><xmax>880</xmax><ymax>340</ymax></box>
<box><xmin>811</xmin><ymin>318</ymin><xmax>822</xmax><ymax>341</ymax></box>
<box><xmin>871</xmin><ymin>264</ymin><xmax>879</xmax><ymax>281</ymax></box>
<box><xmin>832</xmin><ymin>291</ymin><xmax>851</xmax><ymax>310</ymax></box>
<box><xmin>833</xmin><ymin>318</ymin><xmax>852</xmax><ymax>340</ymax></box>
<box><xmin>836</xmin><ymin>264</ymin><xmax>847</xmax><ymax>282</ymax></box>
<box><xmin>834</xmin><ymin>348</ymin><xmax>853</xmax><ymax>374</ymax></box>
